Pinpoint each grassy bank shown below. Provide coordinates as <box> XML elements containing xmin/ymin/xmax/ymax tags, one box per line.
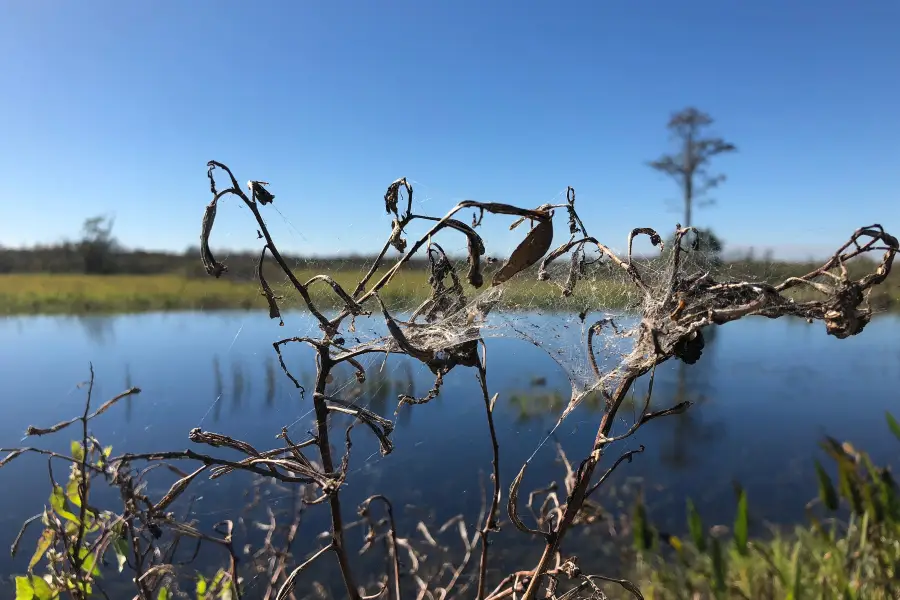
<box><xmin>1</xmin><ymin>266</ymin><xmax>897</xmax><ymax>316</ymax></box>
<box><xmin>0</xmin><ymin>271</ymin><xmax>634</xmax><ymax>316</ymax></box>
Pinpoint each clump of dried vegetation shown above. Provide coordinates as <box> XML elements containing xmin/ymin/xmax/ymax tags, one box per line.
<box><xmin>2</xmin><ymin>161</ymin><xmax>897</xmax><ymax>600</ymax></box>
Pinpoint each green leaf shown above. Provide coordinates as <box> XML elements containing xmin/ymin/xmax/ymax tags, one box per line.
<box><xmin>65</xmin><ymin>477</ymin><xmax>82</xmax><ymax>508</ymax></box>
<box><xmin>211</xmin><ymin>569</ymin><xmax>226</xmax><ymax>587</ymax></box>
<box><xmin>30</xmin><ymin>576</ymin><xmax>53</xmax><ymax>600</ymax></box>
<box><xmin>686</xmin><ymin>498</ymin><xmax>706</xmax><ymax>553</ymax></box>
<box><xmin>49</xmin><ymin>485</ymin><xmax>79</xmax><ymax>523</ymax></box>
<box><xmin>196</xmin><ymin>574</ymin><xmax>208</xmax><ymax>596</ymax></box>
<box><xmin>28</xmin><ymin>529</ymin><xmax>54</xmax><ymax>571</ymax></box>
<box><xmin>733</xmin><ymin>486</ymin><xmax>749</xmax><ymax>556</ymax></box>
<box><xmin>70</xmin><ymin>441</ymin><xmax>85</xmax><ymax>463</ymax></box>
<box><xmin>112</xmin><ymin>535</ymin><xmax>129</xmax><ymax>572</ymax></box>
<box><xmin>878</xmin><ymin>467</ymin><xmax>900</xmax><ymax>522</ymax></box>
<box><xmin>632</xmin><ymin>496</ymin><xmax>654</xmax><ymax>551</ymax></box>
<box><xmin>710</xmin><ymin>537</ymin><xmax>727</xmax><ymax>600</ymax></box>
<box><xmin>836</xmin><ymin>460</ymin><xmax>865</xmax><ymax>516</ymax></box>
<box><xmin>814</xmin><ymin>460</ymin><xmax>839</xmax><ymax>511</ymax></box>
<box><xmin>102</xmin><ymin>445</ymin><xmax>113</xmax><ymax>458</ymax></box>
<box><xmin>887</xmin><ymin>412</ymin><xmax>900</xmax><ymax>442</ymax></box>
<box><xmin>76</xmin><ymin>546</ymin><xmax>101</xmax><ymax>576</ymax></box>
<box><xmin>858</xmin><ymin>510</ymin><xmax>869</xmax><ymax>554</ymax></box>
<box><xmin>860</xmin><ymin>454</ymin><xmax>885</xmax><ymax>522</ymax></box>
<box><xmin>788</xmin><ymin>541</ymin><xmax>802</xmax><ymax>600</ymax></box>
<box><xmin>15</xmin><ymin>576</ymin><xmax>34</xmax><ymax>600</ymax></box>
<box><xmin>157</xmin><ymin>586</ymin><xmax>170</xmax><ymax>600</ymax></box>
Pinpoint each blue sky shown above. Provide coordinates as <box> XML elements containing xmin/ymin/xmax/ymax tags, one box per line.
<box><xmin>1</xmin><ymin>1</ymin><xmax>897</xmax><ymax>260</ymax></box>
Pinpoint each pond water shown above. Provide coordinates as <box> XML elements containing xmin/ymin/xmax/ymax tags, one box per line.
<box><xmin>0</xmin><ymin>310</ymin><xmax>898</xmax><ymax>594</ymax></box>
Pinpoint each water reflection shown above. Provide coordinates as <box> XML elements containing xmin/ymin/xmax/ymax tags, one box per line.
<box><xmin>0</xmin><ymin>311</ymin><xmax>898</xmax><ymax>581</ymax></box>
<box><xmin>505</xmin><ymin>324</ymin><xmax>726</xmax><ymax>473</ymax></box>
<box><xmin>654</xmin><ymin>361</ymin><xmax>726</xmax><ymax>470</ymax></box>
<box><xmin>212</xmin><ymin>355</ymin><xmax>224</xmax><ymax>423</ymax></box>
<box><xmin>264</xmin><ymin>355</ymin><xmax>277</xmax><ymax>407</ymax></box>
<box><xmin>123</xmin><ymin>362</ymin><xmax>134</xmax><ymax>422</ymax></box>
<box><xmin>77</xmin><ymin>315</ymin><xmax>116</xmax><ymax>345</ymax></box>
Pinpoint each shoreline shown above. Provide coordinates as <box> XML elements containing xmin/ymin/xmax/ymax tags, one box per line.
<box><xmin>1</xmin><ymin>272</ymin><xmax>897</xmax><ymax>317</ymax></box>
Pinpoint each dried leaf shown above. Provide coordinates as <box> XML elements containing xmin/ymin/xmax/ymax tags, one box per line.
<box><xmin>249</xmin><ymin>180</ymin><xmax>275</xmax><ymax>205</ymax></box>
<box><xmin>257</xmin><ymin>246</ymin><xmax>283</xmax><ymax>324</ymax></box>
<box><xmin>588</xmin><ymin>575</ymin><xmax>645</xmax><ymax>600</ymax></box>
<box><xmin>507</xmin><ymin>463</ymin><xmax>545</xmax><ymax>537</ymax></box>
<box><xmin>200</xmin><ymin>197</ymin><xmax>227</xmax><ymax>278</ymax></box>
<box><xmin>492</xmin><ymin>217</ymin><xmax>553</xmax><ymax>285</ymax></box>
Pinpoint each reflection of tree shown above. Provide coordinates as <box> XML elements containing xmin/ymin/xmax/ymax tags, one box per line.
<box><xmin>212</xmin><ymin>356</ymin><xmax>224</xmax><ymax>424</ymax></box>
<box><xmin>77</xmin><ymin>315</ymin><xmax>115</xmax><ymax>346</ymax></box>
<box><xmin>393</xmin><ymin>361</ymin><xmax>414</xmax><ymax>431</ymax></box>
<box><xmin>502</xmin><ymin>324</ymin><xmax>727</xmax><ymax>470</ymax></box>
<box><xmin>655</xmin><ymin>324</ymin><xmax>725</xmax><ymax>470</ymax></box>
<box><xmin>327</xmin><ymin>358</ymin><xmax>419</xmax><ymax>431</ymax></box>
<box><xmin>231</xmin><ymin>361</ymin><xmax>245</xmax><ymax>412</ymax></box>
<box><xmin>123</xmin><ymin>363</ymin><xmax>133</xmax><ymax>423</ymax></box>
<box><xmin>264</xmin><ymin>356</ymin><xmax>277</xmax><ymax>408</ymax></box>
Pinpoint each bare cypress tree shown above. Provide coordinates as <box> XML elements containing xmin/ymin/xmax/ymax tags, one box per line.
<box><xmin>648</xmin><ymin>107</ymin><xmax>736</xmax><ymax>228</ymax></box>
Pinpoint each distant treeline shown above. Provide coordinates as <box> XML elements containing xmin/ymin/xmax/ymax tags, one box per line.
<box><xmin>0</xmin><ymin>240</ymin><xmax>887</xmax><ymax>280</ymax></box>
<box><xmin>0</xmin><ymin>243</ymin><xmax>435</xmax><ymax>280</ymax></box>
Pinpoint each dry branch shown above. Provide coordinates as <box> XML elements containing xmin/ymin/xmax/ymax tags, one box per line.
<box><xmin>4</xmin><ymin>159</ymin><xmax>895</xmax><ymax>600</ymax></box>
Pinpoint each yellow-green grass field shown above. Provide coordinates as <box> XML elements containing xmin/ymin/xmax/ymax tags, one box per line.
<box><xmin>0</xmin><ymin>271</ymin><xmax>630</xmax><ymax>316</ymax></box>
<box><xmin>0</xmin><ymin>270</ymin><xmax>896</xmax><ymax>316</ymax></box>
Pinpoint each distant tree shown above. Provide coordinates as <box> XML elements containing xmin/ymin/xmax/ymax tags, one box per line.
<box><xmin>79</xmin><ymin>215</ymin><xmax>119</xmax><ymax>274</ymax></box>
<box><xmin>663</xmin><ymin>226</ymin><xmax>725</xmax><ymax>269</ymax></box>
<box><xmin>648</xmin><ymin>107</ymin><xmax>737</xmax><ymax>229</ymax></box>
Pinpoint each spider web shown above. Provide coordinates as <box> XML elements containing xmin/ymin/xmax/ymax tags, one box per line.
<box><xmin>199</xmin><ymin>179</ymin><xmax>740</xmax><ymax>479</ymax></box>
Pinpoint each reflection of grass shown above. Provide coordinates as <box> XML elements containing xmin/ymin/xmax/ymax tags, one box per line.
<box><xmin>507</xmin><ymin>387</ymin><xmax>643</xmax><ymax>421</ymax></box>
<box><xmin>0</xmin><ymin>272</ymin><xmax>635</xmax><ymax>315</ymax></box>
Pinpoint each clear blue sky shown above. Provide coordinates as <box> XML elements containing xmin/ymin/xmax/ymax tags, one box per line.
<box><xmin>1</xmin><ymin>1</ymin><xmax>897</xmax><ymax>260</ymax></box>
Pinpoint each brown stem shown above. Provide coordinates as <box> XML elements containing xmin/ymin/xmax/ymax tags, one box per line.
<box><xmin>520</xmin><ymin>376</ymin><xmax>637</xmax><ymax>599</ymax></box>
<box><xmin>360</xmin><ymin>495</ymin><xmax>402</xmax><ymax>600</ymax></box>
<box><xmin>476</xmin><ymin>345</ymin><xmax>501</xmax><ymax>600</ymax></box>
<box><xmin>313</xmin><ymin>352</ymin><xmax>361</xmax><ymax>600</ymax></box>
<box><xmin>72</xmin><ymin>365</ymin><xmax>94</xmax><ymax>584</ymax></box>
<box><xmin>353</xmin><ymin>239</ymin><xmax>393</xmax><ymax>298</ymax></box>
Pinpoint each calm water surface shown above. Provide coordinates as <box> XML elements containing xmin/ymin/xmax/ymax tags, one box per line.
<box><xmin>0</xmin><ymin>310</ymin><xmax>898</xmax><ymax>592</ymax></box>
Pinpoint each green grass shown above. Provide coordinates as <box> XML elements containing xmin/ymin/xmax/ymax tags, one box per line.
<box><xmin>606</xmin><ymin>413</ymin><xmax>900</xmax><ymax>599</ymax></box>
<box><xmin>0</xmin><ymin>271</ymin><xmax>636</xmax><ymax>316</ymax></box>
<box><xmin>0</xmin><ymin>264</ymin><xmax>896</xmax><ymax>316</ymax></box>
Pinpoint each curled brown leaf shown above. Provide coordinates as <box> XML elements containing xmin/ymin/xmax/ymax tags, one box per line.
<box><xmin>492</xmin><ymin>217</ymin><xmax>554</xmax><ymax>286</ymax></box>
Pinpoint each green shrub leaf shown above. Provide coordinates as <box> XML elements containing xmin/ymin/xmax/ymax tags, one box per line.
<box><xmin>814</xmin><ymin>460</ymin><xmax>839</xmax><ymax>511</ymax></box>
<box><xmin>112</xmin><ymin>535</ymin><xmax>129</xmax><ymax>572</ymax></box>
<box><xmin>789</xmin><ymin>540</ymin><xmax>802</xmax><ymax>600</ymax></box>
<box><xmin>70</xmin><ymin>441</ymin><xmax>85</xmax><ymax>463</ymax></box>
<box><xmin>710</xmin><ymin>537</ymin><xmax>727</xmax><ymax>599</ymax></box>
<box><xmin>686</xmin><ymin>498</ymin><xmax>706</xmax><ymax>553</ymax></box>
<box><xmin>733</xmin><ymin>486</ymin><xmax>749</xmax><ymax>555</ymax></box>
<box><xmin>30</xmin><ymin>576</ymin><xmax>53</xmax><ymax>600</ymax></box>
<box><xmin>632</xmin><ymin>495</ymin><xmax>654</xmax><ymax>552</ymax></box>
<box><xmin>49</xmin><ymin>485</ymin><xmax>79</xmax><ymax>523</ymax></box>
<box><xmin>887</xmin><ymin>412</ymin><xmax>900</xmax><ymax>442</ymax></box>
<box><xmin>15</xmin><ymin>576</ymin><xmax>34</xmax><ymax>600</ymax></box>
<box><xmin>76</xmin><ymin>546</ymin><xmax>101</xmax><ymax>576</ymax></box>
<box><xmin>28</xmin><ymin>529</ymin><xmax>54</xmax><ymax>571</ymax></box>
